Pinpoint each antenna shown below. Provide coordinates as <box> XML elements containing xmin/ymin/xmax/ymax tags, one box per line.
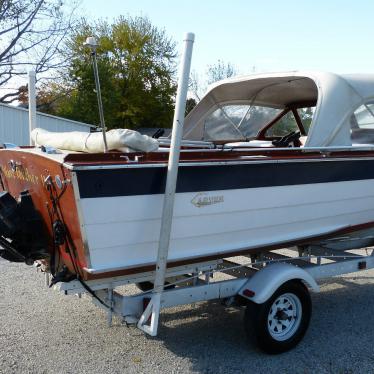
<box><xmin>83</xmin><ymin>36</ymin><xmax>109</xmax><ymax>153</ymax></box>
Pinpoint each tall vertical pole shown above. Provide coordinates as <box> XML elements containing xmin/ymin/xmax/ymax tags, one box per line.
<box><xmin>153</xmin><ymin>32</ymin><xmax>195</xmax><ymax>293</ymax></box>
<box><xmin>138</xmin><ymin>33</ymin><xmax>195</xmax><ymax>336</ymax></box>
<box><xmin>91</xmin><ymin>51</ymin><xmax>108</xmax><ymax>153</ymax></box>
<box><xmin>28</xmin><ymin>70</ymin><xmax>37</xmax><ymax>146</ymax></box>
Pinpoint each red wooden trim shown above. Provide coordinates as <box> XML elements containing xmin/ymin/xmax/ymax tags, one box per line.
<box><xmin>63</xmin><ymin>148</ymin><xmax>374</xmax><ymax>167</ymax></box>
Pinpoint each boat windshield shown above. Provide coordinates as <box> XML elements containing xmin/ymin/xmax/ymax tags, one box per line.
<box><xmin>203</xmin><ymin>104</ymin><xmax>282</xmax><ymax>141</ymax></box>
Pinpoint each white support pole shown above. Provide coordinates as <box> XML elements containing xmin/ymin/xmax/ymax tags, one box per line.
<box><xmin>138</xmin><ymin>33</ymin><xmax>195</xmax><ymax>336</ymax></box>
<box><xmin>28</xmin><ymin>70</ymin><xmax>37</xmax><ymax>146</ymax></box>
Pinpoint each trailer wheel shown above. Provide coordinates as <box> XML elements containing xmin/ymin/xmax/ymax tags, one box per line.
<box><xmin>136</xmin><ymin>281</ymin><xmax>175</xmax><ymax>292</ymax></box>
<box><xmin>244</xmin><ymin>280</ymin><xmax>311</xmax><ymax>354</ymax></box>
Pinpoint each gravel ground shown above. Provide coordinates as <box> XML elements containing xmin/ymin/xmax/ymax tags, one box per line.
<box><xmin>1</xmin><ymin>258</ymin><xmax>374</xmax><ymax>374</ymax></box>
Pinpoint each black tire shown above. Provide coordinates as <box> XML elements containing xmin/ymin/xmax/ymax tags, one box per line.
<box><xmin>135</xmin><ymin>281</ymin><xmax>155</xmax><ymax>292</ymax></box>
<box><xmin>244</xmin><ymin>280</ymin><xmax>311</xmax><ymax>354</ymax></box>
<box><xmin>136</xmin><ymin>281</ymin><xmax>176</xmax><ymax>292</ymax></box>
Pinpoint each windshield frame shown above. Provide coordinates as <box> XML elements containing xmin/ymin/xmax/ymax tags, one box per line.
<box><xmin>198</xmin><ymin>101</ymin><xmax>315</xmax><ymax>144</ymax></box>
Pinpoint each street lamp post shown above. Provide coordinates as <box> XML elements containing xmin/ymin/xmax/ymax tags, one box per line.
<box><xmin>83</xmin><ymin>36</ymin><xmax>109</xmax><ymax>153</ymax></box>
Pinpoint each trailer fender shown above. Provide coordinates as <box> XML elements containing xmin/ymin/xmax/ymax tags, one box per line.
<box><xmin>238</xmin><ymin>262</ymin><xmax>319</xmax><ymax>304</ymax></box>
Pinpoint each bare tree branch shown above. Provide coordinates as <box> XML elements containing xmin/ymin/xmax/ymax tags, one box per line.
<box><xmin>0</xmin><ymin>0</ymin><xmax>78</xmax><ymax>103</ymax></box>
<box><xmin>0</xmin><ymin>88</ymin><xmax>23</xmax><ymax>103</ymax></box>
<box><xmin>0</xmin><ymin>1</ymin><xmax>43</xmax><ymax>60</ymax></box>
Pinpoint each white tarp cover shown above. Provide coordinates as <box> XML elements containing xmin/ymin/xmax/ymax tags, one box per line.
<box><xmin>31</xmin><ymin>128</ymin><xmax>159</xmax><ymax>153</ymax></box>
<box><xmin>183</xmin><ymin>71</ymin><xmax>374</xmax><ymax>147</ymax></box>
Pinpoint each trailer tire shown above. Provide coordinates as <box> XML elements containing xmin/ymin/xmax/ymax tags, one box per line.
<box><xmin>244</xmin><ymin>280</ymin><xmax>311</xmax><ymax>354</ymax></box>
<box><xmin>136</xmin><ymin>281</ymin><xmax>175</xmax><ymax>292</ymax></box>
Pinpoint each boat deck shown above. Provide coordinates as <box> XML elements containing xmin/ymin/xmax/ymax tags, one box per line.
<box><xmin>4</xmin><ymin>143</ymin><xmax>374</xmax><ymax>171</ymax></box>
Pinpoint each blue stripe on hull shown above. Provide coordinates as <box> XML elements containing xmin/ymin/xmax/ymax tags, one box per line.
<box><xmin>76</xmin><ymin>159</ymin><xmax>374</xmax><ymax>198</ymax></box>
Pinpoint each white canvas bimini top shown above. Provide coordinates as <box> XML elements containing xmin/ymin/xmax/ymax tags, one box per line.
<box><xmin>183</xmin><ymin>71</ymin><xmax>374</xmax><ymax>147</ymax></box>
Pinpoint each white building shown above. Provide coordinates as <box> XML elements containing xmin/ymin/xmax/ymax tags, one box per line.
<box><xmin>0</xmin><ymin>103</ymin><xmax>94</xmax><ymax>146</ymax></box>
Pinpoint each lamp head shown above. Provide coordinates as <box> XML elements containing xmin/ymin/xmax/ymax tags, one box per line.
<box><xmin>83</xmin><ymin>36</ymin><xmax>98</xmax><ymax>50</ymax></box>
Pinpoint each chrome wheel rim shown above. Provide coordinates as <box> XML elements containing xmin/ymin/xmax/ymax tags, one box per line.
<box><xmin>267</xmin><ymin>293</ymin><xmax>302</xmax><ymax>341</ymax></box>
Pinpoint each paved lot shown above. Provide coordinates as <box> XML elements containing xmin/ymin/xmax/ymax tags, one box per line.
<box><xmin>1</xmin><ymin>258</ymin><xmax>374</xmax><ymax>373</ymax></box>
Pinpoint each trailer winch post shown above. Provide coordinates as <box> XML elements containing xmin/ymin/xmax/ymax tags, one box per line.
<box><xmin>137</xmin><ymin>32</ymin><xmax>195</xmax><ymax>336</ymax></box>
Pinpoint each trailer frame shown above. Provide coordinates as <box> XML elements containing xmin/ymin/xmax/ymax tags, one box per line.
<box><xmin>53</xmin><ymin>244</ymin><xmax>374</xmax><ymax>353</ymax></box>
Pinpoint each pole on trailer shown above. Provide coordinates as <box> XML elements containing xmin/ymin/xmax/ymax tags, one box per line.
<box><xmin>137</xmin><ymin>32</ymin><xmax>195</xmax><ymax>336</ymax></box>
<box><xmin>28</xmin><ymin>70</ymin><xmax>37</xmax><ymax>146</ymax></box>
<box><xmin>83</xmin><ymin>36</ymin><xmax>109</xmax><ymax>153</ymax></box>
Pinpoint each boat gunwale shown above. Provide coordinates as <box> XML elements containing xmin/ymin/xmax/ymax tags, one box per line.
<box><xmin>61</xmin><ymin>146</ymin><xmax>374</xmax><ymax>170</ymax></box>
<box><xmin>62</xmin><ymin>155</ymin><xmax>374</xmax><ymax>171</ymax></box>
<box><xmin>6</xmin><ymin>145</ymin><xmax>374</xmax><ymax>169</ymax></box>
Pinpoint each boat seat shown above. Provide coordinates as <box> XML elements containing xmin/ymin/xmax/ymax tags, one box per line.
<box><xmin>224</xmin><ymin>137</ymin><xmax>308</xmax><ymax>148</ymax></box>
<box><xmin>299</xmin><ymin>136</ymin><xmax>307</xmax><ymax>147</ymax></box>
<box><xmin>351</xmin><ymin>128</ymin><xmax>374</xmax><ymax>145</ymax></box>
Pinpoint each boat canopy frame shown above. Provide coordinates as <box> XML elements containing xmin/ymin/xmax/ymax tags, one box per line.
<box><xmin>182</xmin><ymin>71</ymin><xmax>374</xmax><ymax>148</ymax></box>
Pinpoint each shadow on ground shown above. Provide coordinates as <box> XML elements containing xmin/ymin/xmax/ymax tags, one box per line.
<box><xmin>155</xmin><ymin>276</ymin><xmax>374</xmax><ymax>373</ymax></box>
<box><xmin>1</xmin><ymin>259</ymin><xmax>374</xmax><ymax>374</ymax></box>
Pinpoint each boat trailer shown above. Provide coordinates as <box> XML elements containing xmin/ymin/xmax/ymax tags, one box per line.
<box><xmin>53</xmin><ymin>245</ymin><xmax>374</xmax><ymax>353</ymax></box>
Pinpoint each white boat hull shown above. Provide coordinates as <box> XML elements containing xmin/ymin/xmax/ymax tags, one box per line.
<box><xmin>76</xmin><ymin>178</ymin><xmax>374</xmax><ymax>272</ymax></box>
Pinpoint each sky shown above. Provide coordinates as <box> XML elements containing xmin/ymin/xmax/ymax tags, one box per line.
<box><xmin>79</xmin><ymin>0</ymin><xmax>374</xmax><ymax>77</ymax></box>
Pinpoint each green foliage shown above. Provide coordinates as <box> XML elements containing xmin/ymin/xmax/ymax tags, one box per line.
<box><xmin>266</xmin><ymin>111</ymin><xmax>299</xmax><ymax>137</ymax></box>
<box><xmin>298</xmin><ymin>107</ymin><xmax>314</xmax><ymax>133</ymax></box>
<box><xmin>265</xmin><ymin>108</ymin><xmax>315</xmax><ymax>137</ymax></box>
<box><xmin>48</xmin><ymin>16</ymin><xmax>177</xmax><ymax>129</ymax></box>
<box><xmin>185</xmin><ymin>97</ymin><xmax>197</xmax><ymax>116</ymax></box>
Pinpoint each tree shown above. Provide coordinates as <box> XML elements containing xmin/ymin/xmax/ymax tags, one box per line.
<box><xmin>18</xmin><ymin>81</ymin><xmax>66</xmax><ymax>114</ymax></box>
<box><xmin>206</xmin><ymin>60</ymin><xmax>236</xmax><ymax>85</ymax></box>
<box><xmin>190</xmin><ymin>60</ymin><xmax>237</xmax><ymax>102</ymax></box>
<box><xmin>47</xmin><ymin>16</ymin><xmax>177</xmax><ymax>130</ymax></box>
<box><xmin>0</xmin><ymin>0</ymin><xmax>77</xmax><ymax>103</ymax></box>
<box><xmin>185</xmin><ymin>97</ymin><xmax>197</xmax><ymax>116</ymax></box>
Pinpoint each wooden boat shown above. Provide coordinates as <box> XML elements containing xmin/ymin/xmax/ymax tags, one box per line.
<box><xmin>1</xmin><ymin>71</ymin><xmax>374</xmax><ymax>282</ymax></box>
